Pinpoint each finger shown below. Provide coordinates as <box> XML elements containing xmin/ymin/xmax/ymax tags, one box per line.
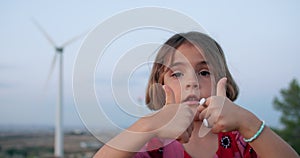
<box><xmin>197</xmin><ymin>97</ymin><xmax>212</xmax><ymax>114</ymax></box>
<box><xmin>194</xmin><ymin>109</ymin><xmax>201</xmax><ymax>121</ymax></box>
<box><xmin>202</xmin><ymin>110</ymin><xmax>219</xmax><ymax>129</ymax></box>
<box><xmin>195</xmin><ymin>102</ymin><xmax>207</xmax><ymax>121</ymax></box>
<box><xmin>216</xmin><ymin>77</ymin><xmax>227</xmax><ymax>97</ymax></box>
<box><xmin>163</xmin><ymin>85</ymin><xmax>176</xmax><ymax>105</ymax></box>
<box><xmin>198</xmin><ymin>108</ymin><xmax>209</xmax><ymax>121</ymax></box>
<box><xmin>187</xmin><ymin>123</ymin><xmax>194</xmax><ymax>137</ymax></box>
<box><xmin>211</xmin><ymin>121</ymin><xmax>227</xmax><ymax>134</ymax></box>
<box><xmin>197</xmin><ymin>97</ymin><xmax>211</xmax><ymax>112</ymax></box>
<box><xmin>199</xmin><ymin>98</ymin><xmax>206</xmax><ymax>106</ymax></box>
<box><xmin>203</xmin><ymin>118</ymin><xmax>212</xmax><ymax>128</ymax></box>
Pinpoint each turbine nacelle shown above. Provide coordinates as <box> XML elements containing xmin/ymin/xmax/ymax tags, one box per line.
<box><xmin>56</xmin><ymin>47</ymin><xmax>64</xmax><ymax>53</ymax></box>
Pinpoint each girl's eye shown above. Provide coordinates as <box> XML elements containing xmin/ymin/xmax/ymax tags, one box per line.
<box><xmin>171</xmin><ymin>72</ymin><xmax>184</xmax><ymax>78</ymax></box>
<box><xmin>198</xmin><ymin>70</ymin><xmax>210</xmax><ymax>77</ymax></box>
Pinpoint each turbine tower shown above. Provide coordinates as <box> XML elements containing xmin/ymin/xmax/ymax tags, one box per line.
<box><xmin>33</xmin><ymin>19</ymin><xmax>83</xmax><ymax>158</ymax></box>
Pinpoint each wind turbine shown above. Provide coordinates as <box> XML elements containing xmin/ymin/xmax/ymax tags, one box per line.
<box><xmin>33</xmin><ymin>19</ymin><xmax>83</xmax><ymax>158</ymax></box>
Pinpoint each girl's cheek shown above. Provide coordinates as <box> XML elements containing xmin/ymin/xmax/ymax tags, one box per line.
<box><xmin>175</xmin><ymin>91</ymin><xmax>181</xmax><ymax>104</ymax></box>
<box><xmin>171</xmin><ymin>85</ymin><xmax>181</xmax><ymax>104</ymax></box>
<box><xmin>198</xmin><ymin>80</ymin><xmax>212</xmax><ymax>97</ymax></box>
<box><xmin>170</xmin><ymin>84</ymin><xmax>181</xmax><ymax>104</ymax></box>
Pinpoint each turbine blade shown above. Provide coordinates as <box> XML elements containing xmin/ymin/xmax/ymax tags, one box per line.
<box><xmin>43</xmin><ymin>54</ymin><xmax>58</xmax><ymax>90</ymax></box>
<box><xmin>32</xmin><ymin>18</ymin><xmax>56</xmax><ymax>47</ymax></box>
<box><xmin>61</xmin><ymin>31</ymin><xmax>87</xmax><ymax>47</ymax></box>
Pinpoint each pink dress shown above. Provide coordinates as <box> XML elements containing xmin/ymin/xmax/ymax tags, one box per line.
<box><xmin>134</xmin><ymin>131</ymin><xmax>258</xmax><ymax>158</ymax></box>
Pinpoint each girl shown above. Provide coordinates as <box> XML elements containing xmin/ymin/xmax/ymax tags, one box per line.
<box><xmin>94</xmin><ymin>31</ymin><xmax>298</xmax><ymax>158</ymax></box>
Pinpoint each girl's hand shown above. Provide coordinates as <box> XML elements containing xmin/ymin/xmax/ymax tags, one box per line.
<box><xmin>146</xmin><ymin>85</ymin><xmax>196</xmax><ymax>143</ymax></box>
<box><xmin>198</xmin><ymin>77</ymin><xmax>253</xmax><ymax>134</ymax></box>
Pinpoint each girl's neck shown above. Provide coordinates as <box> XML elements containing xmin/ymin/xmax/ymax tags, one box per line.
<box><xmin>183</xmin><ymin>121</ymin><xmax>218</xmax><ymax>157</ymax></box>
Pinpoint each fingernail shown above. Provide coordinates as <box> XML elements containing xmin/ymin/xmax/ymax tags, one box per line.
<box><xmin>203</xmin><ymin>118</ymin><xmax>209</xmax><ymax>128</ymax></box>
<box><xmin>199</xmin><ymin>98</ymin><xmax>206</xmax><ymax>106</ymax></box>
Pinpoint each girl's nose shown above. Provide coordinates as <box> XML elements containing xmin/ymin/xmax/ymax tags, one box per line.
<box><xmin>185</xmin><ymin>81</ymin><xmax>199</xmax><ymax>89</ymax></box>
<box><xmin>183</xmin><ymin>72</ymin><xmax>199</xmax><ymax>90</ymax></box>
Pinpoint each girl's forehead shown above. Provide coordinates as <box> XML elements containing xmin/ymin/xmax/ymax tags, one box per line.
<box><xmin>172</xmin><ymin>43</ymin><xmax>206</xmax><ymax>64</ymax></box>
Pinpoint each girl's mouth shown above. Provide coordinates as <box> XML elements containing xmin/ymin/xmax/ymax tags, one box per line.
<box><xmin>182</xmin><ymin>95</ymin><xmax>200</xmax><ymax>105</ymax></box>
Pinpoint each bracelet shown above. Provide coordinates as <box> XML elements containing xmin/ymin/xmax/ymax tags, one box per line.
<box><xmin>243</xmin><ymin>120</ymin><xmax>265</xmax><ymax>143</ymax></box>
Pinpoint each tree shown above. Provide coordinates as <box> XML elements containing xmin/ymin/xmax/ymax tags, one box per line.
<box><xmin>273</xmin><ymin>78</ymin><xmax>300</xmax><ymax>154</ymax></box>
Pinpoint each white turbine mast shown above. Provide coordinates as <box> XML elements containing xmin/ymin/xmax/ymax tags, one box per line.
<box><xmin>33</xmin><ymin>18</ymin><xmax>83</xmax><ymax>158</ymax></box>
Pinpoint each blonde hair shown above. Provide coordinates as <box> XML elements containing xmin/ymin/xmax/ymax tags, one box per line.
<box><xmin>146</xmin><ymin>31</ymin><xmax>238</xmax><ymax>110</ymax></box>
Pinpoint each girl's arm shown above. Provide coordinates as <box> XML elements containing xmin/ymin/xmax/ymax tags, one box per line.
<box><xmin>201</xmin><ymin>98</ymin><xmax>299</xmax><ymax>158</ymax></box>
<box><xmin>198</xmin><ymin>78</ymin><xmax>299</xmax><ymax>158</ymax></box>
<box><xmin>93</xmin><ymin>117</ymin><xmax>154</xmax><ymax>158</ymax></box>
<box><xmin>94</xmin><ymin>85</ymin><xmax>196</xmax><ymax>158</ymax></box>
<box><xmin>238</xmin><ymin>109</ymin><xmax>299</xmax><ymax>158</ymax></box>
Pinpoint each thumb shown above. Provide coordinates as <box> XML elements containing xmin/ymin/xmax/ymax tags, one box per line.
<box><xmin>163</xmin><ymin>85</ymin><xmax>176</xmax><ymax>105</ymax></box>
<box><xmin>216</xmin><ymin>77</ymin><xmax>227</xmax><ymax>97</ymax></box>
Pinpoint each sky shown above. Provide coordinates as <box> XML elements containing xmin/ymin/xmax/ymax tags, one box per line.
<box><xmin>0</xmin><ymin>0</ymin><xmax>300</xmax><ymax>130</ymax></box>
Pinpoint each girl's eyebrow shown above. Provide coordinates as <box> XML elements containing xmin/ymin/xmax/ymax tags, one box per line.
<box><xmin>169</xmin><ymin>60</ymin><xmax>208</xmax><ymax>68</ymax></box>
<box><xmin>196</xmin><ymin>61</ymin><xmax>208</xmax><ymax>67</ymax></box>
<box><xmin>168</xmin><ymin>62</ymin><xmax>185</xmax><ymax>68</ymax></box>
<box><xmin>167</xmin><ymin>60</ymin><xmax>208</xmax><ymax>69</ymax></box>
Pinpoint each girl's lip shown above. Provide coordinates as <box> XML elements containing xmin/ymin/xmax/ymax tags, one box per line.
<box><xmin>182</xmin><ymin>100</ymin><xmax>199</xmax><ymax>105</ymax></box>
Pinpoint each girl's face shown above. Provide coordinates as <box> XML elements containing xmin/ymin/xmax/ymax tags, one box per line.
<box><xmin>164</xmin><ymin>43</ymin><xmax>212</xmax><ymax>105</ymax></box>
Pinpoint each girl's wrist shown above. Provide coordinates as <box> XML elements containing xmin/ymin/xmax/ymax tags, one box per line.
<box><xmin>136</xmin><ymin>117</ymin><xmax>155</xmax><ymax>133</ymax></box>
<box><xmin>237</xmin><ymin>108</ymin><xmax>262</xmax><ymax>140</ymax></box>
